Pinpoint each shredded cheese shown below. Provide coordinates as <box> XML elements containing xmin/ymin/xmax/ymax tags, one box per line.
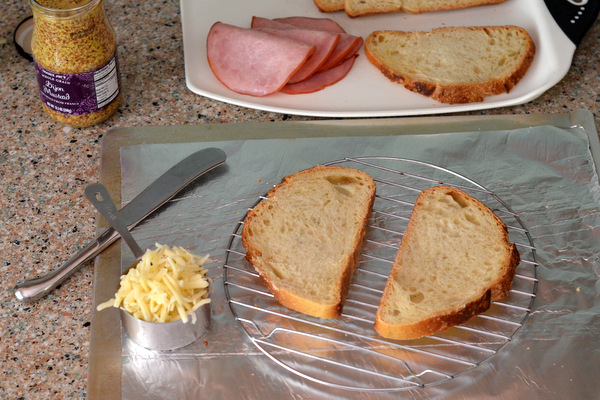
<box><xmin>96</xmin><ymin>243</ymin><xmax>211</xmax><ymax>324</ymax></box>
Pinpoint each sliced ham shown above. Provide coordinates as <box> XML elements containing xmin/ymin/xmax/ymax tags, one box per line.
<box><xmin>318</xmin><ymin>35</ymin><xmax>363</xmax><ymax>72</ymax></box>
<box><xmin>206</xmin><ymin>22</ymin><xmax>315</xmax><ymax>97</ymax></box>
<box><xmin>281</xmin><ymin>55</ymin><xmax>356</xmax><ymax>95</ymax></box>
<box><xmin>344</xmin><ymin>37</ymin><xmax>364</xmax><ymax>59</ymax></box>
<box><xmin>257</xmin><ymin>28</ymin><xmax>340</xmax><ymax>84</ymax></box>
<box><xmin>273</xmin><ymin>16</ymin><xmax>346</xmax><ymax>33</ymax></box>
<box><xmin>251</xmin><ymin>16</ymin><xmax>297</xmax><ymax>30</ymax></box>
<box><xmin>251</xmin><ymin>16</ymin><xmax>363</xmax><ymax>74</ymax></box>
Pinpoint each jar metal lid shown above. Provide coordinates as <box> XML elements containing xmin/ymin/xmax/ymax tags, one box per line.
<box><xmin>14</xmin><ymin>16</ymin><xmax>34</xmax><ymax>62</ymax></box>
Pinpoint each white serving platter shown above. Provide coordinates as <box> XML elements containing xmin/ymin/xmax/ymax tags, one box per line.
<box><xmin>180</xmin><ymin>0</ymin><xmax>575</xmax><ymax>117</ymax></box>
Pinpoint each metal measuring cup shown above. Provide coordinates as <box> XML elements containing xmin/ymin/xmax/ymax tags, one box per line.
<box><xmin>85</xmin><ymin>183</ymin><xmax>210</xmax><ymax>350</ymax></box>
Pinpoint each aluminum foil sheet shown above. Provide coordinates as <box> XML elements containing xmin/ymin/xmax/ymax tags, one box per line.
<box><xmin>112</xmin><ymin>122</ymin><xmax>600</xmax><ymax>399</ymax></box>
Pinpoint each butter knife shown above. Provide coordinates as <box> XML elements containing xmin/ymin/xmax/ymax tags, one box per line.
<box><xmin>14</xmin><ymin>147</ymin><xmax>227</xmax><ymax>302</ymax></box>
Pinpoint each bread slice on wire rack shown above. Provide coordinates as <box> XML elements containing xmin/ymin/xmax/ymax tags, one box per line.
<box><xmin>375</xmin><ymin>186</ymin><xmax>520</xmax><ymax>340</ymax></box>
<box><xmin>242</xmin><ymin>165</ymin><xmax>376</xmax><ymax>319</ymax></box>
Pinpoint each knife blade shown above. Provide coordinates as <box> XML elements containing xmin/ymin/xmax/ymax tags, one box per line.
<box><xmin>14</xmin><ymin>147</ymin><xmax>226</xmax><ymax>303</ymax></box>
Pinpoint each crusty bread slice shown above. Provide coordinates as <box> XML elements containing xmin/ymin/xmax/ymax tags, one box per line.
<box><xmin>374</xmin><ymin>186</ymin><xmax>520</xmax><ymax>340</ymax></box>
<box><xmin>365</xmin><ymin>26</ymin><xmax>535</xmax><ymax>104</ymax></box>
<box><xmin>345</xmin><ymin>0</ymin><xmax>506</xmax><ymax>17</ymax></box>
<box><xmin>241</xmin><ymin>165</ymin><xmax>376</xmax><ymax>319</ymax></box>
<box><xmin>314</xmin><ymin>0</ymin><xmax>345</xmax><ymax>12</ymax></box>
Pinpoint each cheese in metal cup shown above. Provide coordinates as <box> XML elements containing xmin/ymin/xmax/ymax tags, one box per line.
<box><xmin>30</xmin><ymin>0</ymin><xmax>121</xmax><ymax>127</ymax></box>
<box><xmin>97</xmin><ymin>243</ymin><xmax>211</xmax><ymax>324</ymax></box>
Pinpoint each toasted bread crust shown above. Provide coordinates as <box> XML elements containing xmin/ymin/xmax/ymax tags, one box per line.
<box><xmin>365</xmin><ymin>26</ymin><xmax>536</xmax><ymax>104</ymax></box>
<box><xmin>490</xmin><ymin>243</ymin><xmax>520</xmax><ymax>299</ymax></box>
<box><xmin>316</xmin><ymin>0</ymin><xmax>506</xmax><ymax>16</ymax></box>
<box><xmin>374</xmin><ymin>186</ymin><xmax>520</xmax><ymax>340</ymax></box>
<box><xmin>375</xmin><ymin>289</ymin><xmax>492</xmax><ymax>340</ymax></box>
<box><xmin>314</xmin><ymin>0</ymin><xmax>345</xmax><ymax>12</ymax></box>
<box><xmin>345</xmin><ymin>0</ymin><xmax>507</xmax><ymax>17</ymax></box>
<box><xmin>242</xmin><ymin>165</ymin><xmax>376</xmax><ymax>319</ymax></box>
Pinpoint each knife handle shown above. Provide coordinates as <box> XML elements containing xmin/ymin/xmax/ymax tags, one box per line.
<box><xmin>14</xmin><ymin>228</ymin><xmax>119</xmax><ymax>303</ymax></box>
<box><xmin>14</xmin><ymin>147</ymin><xmax>227</xmax><ymax>303</ymax></box>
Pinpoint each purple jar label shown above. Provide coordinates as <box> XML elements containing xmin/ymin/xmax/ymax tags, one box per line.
<box><xmin>34</xmin><ymin>54</ymin><xmax>120</xmax><ymax>116</ymax></box>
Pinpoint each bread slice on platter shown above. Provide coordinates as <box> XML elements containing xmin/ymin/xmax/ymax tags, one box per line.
<box><xmin>313</xmin><ymin>0</ymin><xmax>505</xmax><ymax>16</ymax></box>
<box><xmin>241</xmin><ymin>165</ymin><xmax>376</xmax><ymax>319</ymax></box>
<box><xmin>344</xmin><ymin>0</ymin><xmax>506</xmax><ymax>17</ymax></box>
<box><xmin>374</xmin><ymin>186</ymin><xmax>520</xmax><ymax>340</ymax></box>
<box><xmin>314</xmin><ymin>0</ymin><xmax>345</xmax><ymax>12</ymax></box>
<box><xmin>365</xmin><ymin>26</ymin><xmax>535</xmax><ymax>104</ymax></box>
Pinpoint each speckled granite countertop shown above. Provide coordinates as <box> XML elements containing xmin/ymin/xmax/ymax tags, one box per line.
<box><xmin>1</xmin><ymin>0</ymin><xmax>598</xmax><ymax>398</ymax></box>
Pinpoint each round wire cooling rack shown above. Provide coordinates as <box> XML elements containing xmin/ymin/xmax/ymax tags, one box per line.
<box><xmin>223</xmin><ymin>157</ymin><xmax>538</xmax><ymax>392</ymax></box>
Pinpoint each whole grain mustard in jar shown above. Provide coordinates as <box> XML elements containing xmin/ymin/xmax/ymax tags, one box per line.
<box><xmin>30</xmin><ymin>0</ymin><xmax>121</xmax><ymax>128</ymax></box>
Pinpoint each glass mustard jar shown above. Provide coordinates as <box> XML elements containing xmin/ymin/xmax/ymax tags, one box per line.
<box><xmin>30</xmin><ymin>0</ymin><xmax>121</xmax><ymax>128</ymax></box>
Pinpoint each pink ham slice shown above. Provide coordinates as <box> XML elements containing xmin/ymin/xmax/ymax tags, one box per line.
<box><xmin>345</xmin><ymin>37</ymin><xmax>364</xmax><ymax>59</ymax></box>
<box><xmin>281</xmin><ymin>55</ymin><xmax>356</xmax><ymax>95</ymax></box>
<box><xmin>206</xmin><ymin>22</ymin><xmax>315</xmax><ymax>97</ymax></box>
<box><xmin>252</xmin><ymin>16</ymin><xmax>298</xmax><ymax>30</ymax></box>
<box><xmin>251</xmin><ymin>16</ymin><xmax>362</xmax><ymax>74</ymax></box>
<box><xmin>257</xmin><ymin>28</ymin><xmax>340</xmax><ymax>84</ymax></box>
<box><xmin>273</xmin><ymin>16</ymin><xmax>346</xmax><ymax>33</ymax></box>
<box><xmin>318</xmin><ymin>35</ymin><xmax>363</xmax><ymax>72</ymax></box>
